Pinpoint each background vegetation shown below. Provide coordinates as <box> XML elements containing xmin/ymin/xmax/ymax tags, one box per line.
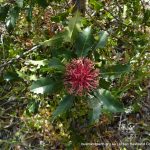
<box><xmin>0</xmin><ymin>0</ymin><xmax>150</xmax><ymax>149</ymax></box>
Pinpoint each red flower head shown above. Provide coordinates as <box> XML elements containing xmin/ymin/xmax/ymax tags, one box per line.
<box><xmin>64</xmin><ymin>58</ymin><xmax>99</xmax><ymax>96</ymax></box>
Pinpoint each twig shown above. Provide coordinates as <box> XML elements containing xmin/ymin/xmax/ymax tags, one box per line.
<box><xmin>140</xmin><ymin>0</ymin><xmax>146</xmax><ymax>32</ymax></box>
<box><xmin>86</xmin><ymin>9</ymin><xmax>119</xmax><ymax>40</ymax></box>
<box><xmin>0</xmin><ymin>34</ymin><xmax>5</xmax><ymax>59</ymax></box>
<box><xmin>0</xmin><ymin>44</ymin><xmax>41</xmax><ymax>69</ymax></box>
<box><xmin>86</xmin><ymin>9</ymin><xmax>136</xmax><ymax>49</ymax></box>
<box><xmin>65</xmin><ymin>0</ymin><xmax>70</xmax><ymax>8</ymax></box>
<box><xmin>103</xmin><ymin>7</ymin><xmax>131</xmax><ymax>28</ymax></box>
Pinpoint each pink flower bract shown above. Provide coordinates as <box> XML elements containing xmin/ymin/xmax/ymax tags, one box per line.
<box><xmin>64</xmin><ymin>58</ymin><xmax>99</xmax><ymax>96</ymax></box>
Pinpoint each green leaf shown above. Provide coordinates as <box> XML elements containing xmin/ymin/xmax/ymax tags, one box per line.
<box><xmin>101</xmin><ymin>63</ymin><xmax>131</xmax><ymax>76</ymax></box>
<box><xmin>144</xmin><ymin>9</ymin><xmax>150</xmax><ymax>25</ymax></box>
<box><xmin>99</xmin><ymin>78</ymin><xmax>111</xmax><ymax>90</ymax></box>
<box><xmin>3</xmin><ymin>71</ymin><xmax>20</xmax><ymax>81</ymax></box>
<box><xmin>51</xmin><ymin>11</ymin><xmax>69</xmax><ymax>22</ymax></box>
<box><xmin>51</xmin><ymin>95</ymin><xmax>74</xmax><ymax>121</ymax></box>
<box><xmin>68</xmin><ymin>11</ymin><xmax>82</xmax><ymax>40</ymax></box>
<box><xmin>26</xmin><ymin>4</ymin><xmax>33</xmax><ymax>22</ymax></box>
<box><xmin>75</xmin><ymin>26</ymin><xmax>95</xmax><ymax>57</ymax></box>
<box><xmin>27</xmin><ymin>100</ymin><xmax>40</xmax><ymax>115</ymax></box>
<box><xmin>40</xmin><ymin>30</ymin><xmax>69</xmax><ymax>47</ymax></box>
<box><xmin>6</xmin><ymin>6</ymin><xmax>20</xmax><ymax>31</ymax></box>
<box><xmin>30</xmin><ymin>77</ymin><xmax>62</xmax><ymax>94</ymax></box>
<box><xmin>41</xmin><ymin>12</ymin><xmax>82</xmax><ymax>46</ymax></box>
<box><xmin>36</xmin><ymin>0</ymin><xmax>48</xmax><ymax>8</ymax></box>
<box><xmin>48</xmin><ymin>58</ymin><xmax>65</xmax><ymax>70</ymax></box>
<box><xmin>89</xmin><ymin>105</ymin><xmax>101</xmax><ymax>123</ymax></box>
<box><xmin>89</xmin><ymin>0</ymin><xmax>104</xmax><ymax>11</ymax></box>
<box><xmin>96</xmin><ymin>31</ymin><xmax>109</xmax><ymax>49</ymax></box>
<box><xmin>26</xmin><ymin>59</ymin><xmax>47</xmax><ymax>67</ymax></box>
<box><xmin>16</xmin><ymin>0</ymin><xmax>24</xmax><ymax>8</ymax></box>
<box><xmin>0</xmin><ymin>5</ymin><xmax>10</xmax><ymax>21</ymax></box>
<box><xmin>94</xmin><ymin>89</ymin><xmax>124</xmax><ymax>113</ymax></box>
<box><xmin>88</xmin><ymin>95</ymin><xmax>102</xmax><ymax>124</ymax></box>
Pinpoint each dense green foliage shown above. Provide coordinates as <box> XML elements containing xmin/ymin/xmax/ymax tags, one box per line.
<box><xmin>0</xmin><ymin>0</ymin><xmax>150</xmax><ymax>149</ymax></box>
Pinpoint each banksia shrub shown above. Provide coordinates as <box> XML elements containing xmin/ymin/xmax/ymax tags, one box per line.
<box><xmin>64</xmin><ymin>58</ymin><xmax>99</xmax><ymax>96</ymax></box>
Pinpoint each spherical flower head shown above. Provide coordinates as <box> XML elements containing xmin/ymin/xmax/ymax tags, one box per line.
<box><xmin>64</xmin><ymin>58</ymin><xmax>99</xmax><ymax>96</ymax></box>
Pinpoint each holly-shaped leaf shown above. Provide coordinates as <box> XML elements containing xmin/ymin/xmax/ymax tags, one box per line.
<box><xmin>51</xmin><ymin>95</ymin><xmax>75</xmax><ymax>121</ymax></box>
<box><xmin>101</xmin><ymin>63</ymin><xmax>131</xmax><ymax>76</ymax></box>
<box><xmin>30</xmin><ymin>77</ymin><xmax>62</xmax><ymax>94</ymax></box>
<box><xmin>67</xmin><ymin>11</ymin><xmax>82</xmax><ymax>40</ymax></box>
<box><xmin>87</xmin><ymin>95</ymin><xmax>102</xmax><ymax>124</ymax></box>
<box><xmin>94</xmin><ymin>89</ymin><xmax>124</xmax><ymax>113</ymax></box>
<box><xmin>40</xmin><ymin>30</ymin><xmax>69</xmax><ymax>47</ymax></box>
<box><xmin>95</xmin><ymin>31</ymin><xmax>109</xmax><ymax>49</ymax></box>
<box><xmin>75</xmin><ymin>26</ymin><xmax>95</xmax><ymax>57</ymax></box>
<box><xmin>48</xmin><ymin>58</ymin><xmax>65</xmax><ymax>71</ymax></box>
<box><xmin>3</xmin><ymin>71</ymin><xmax>20</xmax><ymax>81</ymax></box>
<box><xmin>6</xmin><ymin>6</ymin><xmax>20</xmax><ymax>31</ymax></box>
<box><xmin>41</xmin><ymin>12</ymin><xmax>82</xmax><ymax>47</ymax></box>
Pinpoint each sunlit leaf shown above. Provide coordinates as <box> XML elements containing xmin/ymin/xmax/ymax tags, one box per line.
<box><xmin>6</xmin><ymin>6</ymin><xmax>20</xmax><ymax>31</ymax></box>
<box><xmin>30</xmin><ymin>77</ymin><xmax>62</xmax><ymax>94</ymax></box>
<box><xmin>26</xmin><ymin>59</ymin><xmax>47</xmax><ymax>68</ymax></box>
<box><xmin>67</xmin><ymin>11</ymin><xmax>82</xmax><ymax>40</ymax></box>
<box><xmin>89</xmin><ymin>0</ymin><xmax>103</xmax><ymax>10</ymax></box>
<box><xmin>96</xmin><ymin>31</ymin><xmax>109</xmax><ymax>49</ymax></box>
<box><xmin>94</xmin><ymin>89</ymin><xmax>124</xmax><ymax>112</ymax></box>
<box><xmin>88</xmin><ymin>95</ymin><xmax>102</xmax><ymax>124</ymax></box>
<box><xmin>75</xmin><ymin>26</ymin><xmax>95</xmax><ymax>56</ymax></box>
<box><xmin>16</xmin><ymin>0</ymin><xmax>24</xmax><ymax>8</ymax></box>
